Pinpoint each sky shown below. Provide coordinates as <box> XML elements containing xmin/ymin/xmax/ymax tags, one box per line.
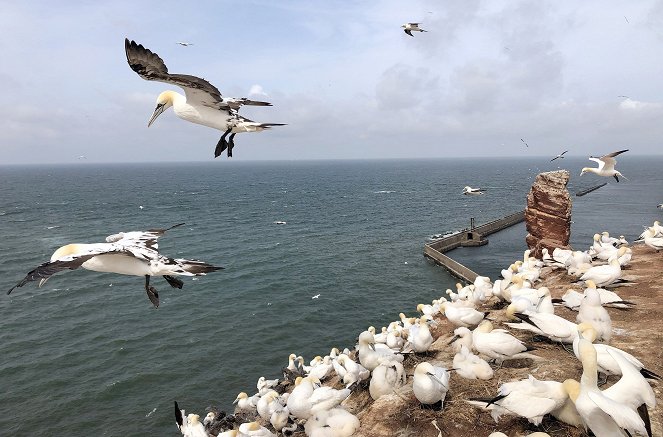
<box><xmin>2</xmin><ymin>0</ymin><xmax>663</xmax><ymax>164</ymax></box>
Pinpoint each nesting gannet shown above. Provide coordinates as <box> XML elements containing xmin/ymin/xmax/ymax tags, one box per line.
<box><xmin>286</xmin><ymin>377</ymin><xmax>350</xmax><ymax>420</ymax></box>
<box><xmin>448</xmin><ymin>326</ymin><xmax>473</xmax><ymax>353</ymax></box>
<box><xmin>565</xmin><ymin>338</ymin><xmax>648</xmax><ymax>437</ymax></box>
<box><xmin>8</xmin><ymin>223</ymin><xmax>222</xmax><ymax>308</ymax></box>
<box><xmin>335</xmin><ymin>354</ymin><xmax>370</xmax><ymax>388</ymax></box>
<box><xmin>369</xmin><ymin>357</ymin><xmax>407</xmax><ymax>400</ymax></box>
<box><xmin>578</xmin><ymin>257</ymin><xmax>622</xmax><ymax>287</ymax></box>
<box><xmin>440</xmin><ymin>301</ymin><xmax>487</xmax><ymax>328</ymax></box>
<box><xmin>233</xmin><ymin>392</ymin><xmax>259</xmax><ymax>411</ymax></box>
<box><xmin>472</xmin><ymin>321</ymin><xmax>537</xmax><ymax>365</ymax></box>
<box><xmin>506</xmin><ymin>311</ymin><xmax>579</xmax><ymax>344</ymax></box>
<box><xmin>125</xmin><ymin>39</ymin><xmax>285</xmax><ymax>158</ymax></box>
<box><xmin>574</xmin><ymin>324</ymin><xmax>661</xmax><ymax>380</ymax></box>
<box><xmin>401</xmin><ymin>22</ymin><xmax>427</xmax><ymax>36</ymax></box>
<box><xmin>462</xmin><ymin>186</ymin><xmax>485</xmax><ymax>195</ymax></box>
<box><xmin>467</xmin><ymin>375</ymin><xmax>583</xmax><ymax>427</ymax></box>
<box><xmin>357</xmin><ymin>330</ymin><xmax>403</xmax><ymax>371</ymax></box>
<box><xmin>304</xmin><ymin>408</ymin><xmax>360</xmax><ymax>437</ymax></box>
<box><xmin>409</xmin><ymin>315</ymin><xmax>435</xmax><ymax>353</ymax></box>
<box><xmin>256</xmin><ymin>390</ymin><xmax>280</xmax><ymax>420</ymax></box>
<box><xmin>576</xmin><ymin>284</ymin><xmax>612</xmax><ymax>342</ymax></box>
<box><xmin>413</xmin><ymin>362</ymin><xmax>449</xmax><ymax>408</ymax></box>
<box><xmin>238</xmin><ymin>421</ymin><xmax>276</xmax><ymax>436</ymax></box>
<box><xmin>174</xmin><ymin>402</ymin><xmax>208</xmax><ymax>437</ymax></box>
<box><xmin>557</xmin><ymin>286</ymin><xmax>634</xmax><ymax>311</ymax></box>
<box><xmin>452</xmin><ymin>345</ymin><xmax>493</xmax><ymax>380</ymax></box>
<box><xmin>257</xmin><ymin>376</ymin><xmax>279</xmax><ymax>396</ymax></box>
<box><xmin>580</xmin><ymin>149</ymin><xmax>629</xmax><ymax>182</ymax></box>
<box><xmin>550</xmin><ymin>150</ymin><xmax>568</xmax><ymax>161</ymax></box>
<box><xmin>636</xmin><ymin>228</ymin><xmax>663</xmax><ymax>252</ymax></box>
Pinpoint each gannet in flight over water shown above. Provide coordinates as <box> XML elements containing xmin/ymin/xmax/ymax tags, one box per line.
<box><xmin>7</xmin><ymin>223</ymin><xmax>223</xmax><ymax>308</ymax></box>
<box><xmin>401</xmin><ymin>23</ymin><xmax>427</xmax><ymax>36</ymax></box>
<box><xmin>580</xmin><ymin>149</ymin><xmax>629</xmax><ymax>182</ymax></box>
<box><xmin>463</xmin><ymin>186</ymin><xmax>485</xmax><ymax>195</ymax></box>
<box><xmin>550</xmin><ymin>150</ymin><xmax>568</xmax><ymax>162</ymax></box>
<box><xmin>125</xmin><ymin>39</ymin><xmax>285</xmax><ymax>158</ymax></box>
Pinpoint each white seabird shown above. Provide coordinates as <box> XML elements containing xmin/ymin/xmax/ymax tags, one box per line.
<box><xmin>125</xmin><ymin>39</ymin><xmax>285</xmax><ymax>158</ymax></box>
<box><xmin>580</xmin><ymin>149</ymin><xmax>629</xmax><ymax>182</ymax></box>
<box><xmin>174</xmin><ymin>402</ymin><xmax>208</xmax><ymax>437</ymax></box>
<box><xmin>412</xmin><ymin>362</ymin><xmax>449</xmax><ymax>408</ymax></box>
<box><xmin>176</xmin><ymin>41</ymin><xmax>194</xmax><ymax>46</ymax></box>
<box><xmin>462</xmin><ymin>186</ymin><xmax>485</xmax><ymax>195</ymax></box>
<box><xmin>452</xmin><ymin>345</ymin><xmax>493</xmax><ymax>380</ymax></box>
<box><xmin>401</xmin><ymin>22</ymin><xmax>427</xmax><ymax>36</ymax></box>
<box><xmin>8</xmin><ymin>223</ymin><xmax>223</xmax><ymax>308</ymax></box>
<box><xmin>550</xmin><ymin>150</ymin><xmax>568</xmax><ymax>162</ymax></box>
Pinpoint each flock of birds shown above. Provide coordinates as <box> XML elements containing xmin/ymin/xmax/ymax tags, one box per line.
<box><xmin>172</xmin><ymin>222</ymin><xmax>662</xmax><ymax>436</ymax></box>
<box><xmin>6</xmin><ymin>27</ymin><xmax>662</xmax><ymax>437</ymax></box>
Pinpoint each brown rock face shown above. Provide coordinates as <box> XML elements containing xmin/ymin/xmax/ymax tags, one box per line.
<box><xmin>525</xmin><ymin>170</ymin><xmax>572</xmax><ymax>257</ymax></box>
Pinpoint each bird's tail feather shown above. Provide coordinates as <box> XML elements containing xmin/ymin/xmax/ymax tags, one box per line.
<box><xmin>174</xmin><ymin>259</ymin><xmax>224</xmax><ymax>275</ymax></box>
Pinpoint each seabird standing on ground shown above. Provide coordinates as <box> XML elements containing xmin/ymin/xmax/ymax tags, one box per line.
<box><xmin>580</xmin><ymin>149</ymin><xmax>629</xmax><ymax>182</ymax></box>
<box><xmin>7</xmin><ymin>223</ymin><xmax>223</xmax><ymax>308</ymax></box>
<box><xmin>401</xmin><ymin>23</ymin><xmax>427</xmax><ymax>36</ymax></box>
<box><xmin>550</xmin><ymin>150</ymin><xmax>568</xmax><ymax>162</ymax></box>
<box><xmin>125</xmin><ymin>39</ymin><xmax>285</xmax><ymax>158</ymax></box>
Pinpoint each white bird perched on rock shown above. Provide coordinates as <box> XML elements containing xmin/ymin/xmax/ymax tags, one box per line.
<box><xmin>357</xmin><ymin>330</ymin><xmax>403</xmax><ymax>371</ymax></box>
<box><xmin>580</xmin><ymin>149</ymin><xmax>629</xmax><ymax>182</ymax></box>
<box><xmin>452</xmin><ymin>345</ymin><xmax>493</xmax><ymax>380</ymax></box>
<box><xmin>574</xmin><ymin>324</ymin><xmax>661</xmax><ymax>381</ymax></box>
<box><xmin>369</xmin><ymin>357</ymin><xmax>407</xmax><ymax>400</ymax></box>
<box><xmin>636</xmin><ymin>227</ymin><xmax>663</xmax><ymax>252</ymax></box>
<box><xmin>233</xmin><ymin>392</ymin><xmax>259</xmax><ymax>411</ymax></box>
<box><xmin>448</xmin><ymin>326</ymin><xmax>473</xmax><ymax>353</ymax></box>
<box><xmin>304</xmin><ymin>408</ymin><xmax>360</xmax><ymax>437</ymax></box>
<box><xmin>472</xmin><ymin>321</ymin><xmax>538</xmax><ymax>365</ymax></box>
<box><xmin>440</xmin><ymin>301</ymin><xmax>488</xmax><ymax>328</ymax></box>
<box><xmin>174</xmin><ymin>402</ymin><xmax>208</xmax><ymax>437</ymax></box>
<box><xmin>576</xmin><ymin>285</ymin><xmax>612</xmax><ymax>342</ymax></box>
<box><xmin>286</xmin><ymin>377</ymin><xmax>350</xmax><ymax>420</ymax></box>
<box><xmin>557</xmin><ymin>285</ymin><xmax>634</xmax><ymax>311</ymax></box>
<box><xmin>578</xmin><ymin>257</ymin><xmax>622</xmax><ymax>287</ymax></box>
<box><xmin>506</xmin><ymin>311</ymin><xmax>580</xmax><ymax>344</ymax></box>
<box><xmin>564</xmin><ymin>338</ymin><xmax>648</xmax><ymax>437</ymax></box>
<box><xmin>335</xmin><ymin>354</ymin><xmax>370</xmax><ymax>389</ymax></box>
<box><xmin>308</xmin><ymin>356</ymin><xmax>334</xmax><ymax>381</ymax></box>
<box><xmin>467</xmin><ymin>375</ymin><xmax>583</xmax><ymax>427</ymax></box>
<box><xmin>409</xmin><ymin>315</ymin><xmax>435</xmax><ymax>353</ymax></box>
<box><xmin>413</xmin><ymin>362</ymin><xmax>449</xmax><ymax>408</ymax></box>
<box><xmin>401</xmin><ymin>22</ymin><xmax>427</xmax><ymax>36</ymax></box>
<box><xmin>256</xmin><ymin>390</ymin><xmax>280</xmax><ymax>421</ymax></box>
<box><xmin>125</xmin><ymin>39</ymin><xmax>285</xmax><ymax>159</ymax></box>
<box><xmin>7</xmin><ymin>223</ymin><xmax>223</xmax><ymax>308</ymax></box>
<box><xmin>257</xmin><ymin>376</ymin><xmax>279</xmax><ymax>396</ymax></box>
<box><xmin>238</xmin><ymin>421</ymin><xmax>276</xmax><ymax>436</ymax></box>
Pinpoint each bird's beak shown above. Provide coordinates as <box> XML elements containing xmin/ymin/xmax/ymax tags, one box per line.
<box><xmin>369</xmin><ymin>343</ymin><xmax>376</xmax><ymax>351</ymax></box>
<box><xmin>148</xmin><ymin>103</ymin><xmax>166</xmax><ymax>127</ymax></box>
<box><xmin>428</xmin><ymin>372</ymin><xmax>446</xmax><ymax>386</ymax></box>
<box><xmin>232</xmin><ymin>398</ymin><xmax>239</xmax><ymax>405</ymax></box>
<box><xmin>447</xmin><ymin>335</ymin><xmax>460</xmax><ymax>345</ymax></box>
<box><xmin>38</xmin><ymin>278</ymin><xmax>49</xmax><ymax>288</ymax></box>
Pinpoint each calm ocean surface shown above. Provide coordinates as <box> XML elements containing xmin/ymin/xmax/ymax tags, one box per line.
<box><xmin>1</xmin><ymin>157</ymin><xmax>661</xmax><ymax>436</ymax></box>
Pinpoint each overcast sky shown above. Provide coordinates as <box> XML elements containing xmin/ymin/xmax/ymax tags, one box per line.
<box><xmin>2</xmin><ymin>0</ymin><xmax>663</xmax><ymax>164</ymax></box>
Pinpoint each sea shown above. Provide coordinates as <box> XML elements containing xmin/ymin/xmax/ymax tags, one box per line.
<box><xmin>0</xmin><ymin>156</ymin><xmax>661</xmax><ymax>436</ymax></box>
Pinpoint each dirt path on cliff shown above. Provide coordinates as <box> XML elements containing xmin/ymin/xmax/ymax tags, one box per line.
<box><xmin>335</xmin><ymin>243</ymin><xmax>662</xmax><ymax>437</ymax></box>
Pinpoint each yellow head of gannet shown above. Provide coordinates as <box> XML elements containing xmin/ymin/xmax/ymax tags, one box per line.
<box><xmin>562</xmin><ymin>379</ymin><xmax>581</xmax><ymax>402</ymax></box>
<box><xmin>233</xmin><ymin>392</ymin><xmax>248</xmax><ymax>404</ymax></box>
<box><xmin>148</xmin><ymin>90</ymin><xmax>177</xmax><ymax>127</ymax></box>
<box><xmin>584</xmin><ymin>280</ymin><xmax>596</xmax><ymax>289</ymax></box>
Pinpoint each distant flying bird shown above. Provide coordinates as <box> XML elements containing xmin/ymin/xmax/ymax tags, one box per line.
<box><xmin>657</xmin><ymin>204</ymin><xmax>662</xmax><ymax>209</ymax></box>
<box><xmin>76</xmin><ymin>155</ymin><xmax>87</xmax><ymax>160</ymax></box>
<box><xmin>312</xmin><ymin>294</ymin><xmax>320</xmax><ymax>299</ymax></box>
<box><xmin>176</xmin><ymin>41</ymin><xmax>193</xmax><ymax>46</ymax></box>
<box><xmin>624</xmin><ymin>16</ymin><xmax>629</xmax><ymax>23</ymax></box>
<box><xmin>463</xmin><ymin>186</ymin><xmax>485</xmax><ymax>195</ymax></box>
<box><xmin>580</xmin><ymin>149</ymin><xmax>629</xmax><ymax>182</ymax></box>
<box><xmin>401</xmin><ymin>23</ymin><xmax>427</xmax><ymax>37</ymax></box>
<box><xmin>125</xmin><ymin>39</ymin><xmax>285</xmax><ymax>158</ymax></box>
<box><xmin>550</xmin><ymin>150</ymin><xmax>568</xmax><ymax>162</ymax></box>
<box><xmin>618</xmin><ymin>95</ymin><xmax>630</xmax><ymax>99</ymax></box>
<box><xmin>521</xmin><ymin>138</ymin><xmax>530</xmax><ymax>148</ymax></box>
<box><xmin>7</xmin><ymin>223</ymin><xmax>223</xmax><ymax>308</ymax></box>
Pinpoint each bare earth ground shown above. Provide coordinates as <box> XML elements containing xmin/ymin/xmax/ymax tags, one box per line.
<box><xmin>296</xmin><ymin>243</ymin><xmax>662</xmax><ymax>437</ymax></box>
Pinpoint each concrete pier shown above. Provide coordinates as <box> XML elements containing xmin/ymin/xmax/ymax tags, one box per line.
<box><xmin>424</xmin><ymin>210</ymin><xmax>525</xmax><ymax>282</ymax></box>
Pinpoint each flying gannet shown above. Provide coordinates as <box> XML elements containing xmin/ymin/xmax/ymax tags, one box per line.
<box><xmin>580</xmin><ymin>149</ymin><xmax>629</xmax><ymax>182</ymax></box>
<box><xmin>176</xmin><ymin>41</ymin><xmax>193</xmax><ymax>46</ymax></box>
<box><xmin>462</xmin><ymin>186</ymin><xmax>485</xmax><ymax>195</ymax></box>
<box><xmin>401</xmin><ymin>22</ymin><xmax>427</xmax><ymax>36</ymax></box>
<box><xmin>7</xmin><ymin>223</ymin><xmax>223</xmax><ymax>308</ymax></box>
<box><xmin>550</xmin><ymin>150</ymin><xmax>568</xmax><ymax>161</ymax></box>
<box><xmin>125</xmin><ymin>39</ymin><xmax>285</xmax><ymax>158</ymax></box>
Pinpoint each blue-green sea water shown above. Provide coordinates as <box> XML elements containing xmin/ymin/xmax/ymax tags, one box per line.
<box><xmin>0</xmin><ymin>157</ymin><xmax>661</xmax><ymax>436</ymax></box>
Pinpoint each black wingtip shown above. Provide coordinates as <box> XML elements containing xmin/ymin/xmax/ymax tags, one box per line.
<box><xmin>640</xmin><ymin>367</ymin><xmax>662</xmax><ymax>380</ymax></box>
<box><xmin>551</xmin><ymin>298</ymin><xmax>563</xmax><ymax>303</ymax></box>
<box><xmin>174</xmin><ymin>401</ymin><xmax>183</xmax><ymax>427</ymax></box>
